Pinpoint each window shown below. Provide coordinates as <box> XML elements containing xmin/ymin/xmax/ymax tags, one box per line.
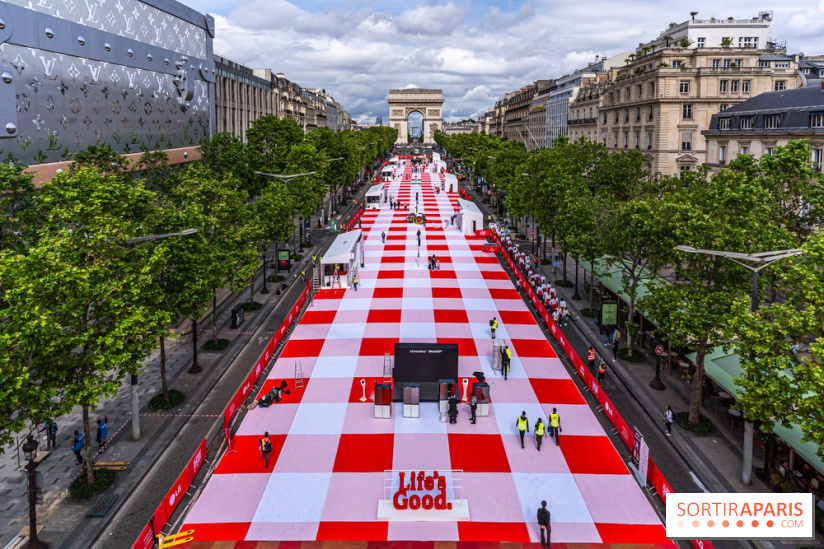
<box><xmin>775</xmin><ymin>81</ymin><xmax>786</xmax><ymax>91</ymax></box>
<box><xmin>723</xmin><ymin>59</ymin><xmax>732</xmax><ymax>68</ymax></box>
<box><xmin>740</xmin><ymin>116</ymin><xmax>753</xmax><ymax>129</ymax></box>
<box><xmin>764</xmin><ymin>115</ymin><xmax>782</xmax><ymax>129</ymax></box>
<box><xmin>647</xmin><ymin>132</ymin><xmax>653</xmax><ymax>149</ymax></box>
<box><xmin>648</xmin><ymin>105</ymin><xmax>654</xmax><ymax>120</ymax></box>
<box><xmin>720</xmin><ymin>80</ymin><xmax>728</xmax><ymax>92</ymax></box>
<box><xmin>719</xmin><ymin>118</ymin><xmax>731</xmax><ymax>130</ymax></box>
<box><xmin>637</xmin><ymin>85</ymin><xmax>643</xmax><ymax>98</ymax></box>
<box><xmin>609</xmin><ymin>92</ymin><xmax>614</xmax><ymax>104</ymax></box>
<box><xmin>775</xmin><ymin>62</ymin><xmax>789</xmax><ymax>68</ymax></box>
<box><xmin>635</xmin><ymin>131</ymin><xmax>640</xmax><ymax>148</ymax></box>
<box><xmin>759</xmin><ymin>60</ymin><xmax>770</xmax><ymax>67</ymax></box>
<box><xmin>680</xmin><ymin>165</ymin><xmax>692</xmax><ymax>175</ymax></box>
<box><xmin>682</xmin><ymin>104</ymin><xmax>693</xmax><ymax>119</ymax></box>
<box><xmin>680</xmin><ymin>80</ymin><xmax>690</xmax><ymax>93</ymax></box>
<box><xmin>735</xmin><ymin>59</ymin><xmax>744</xmax><ymax>67</ymax></box>
<box><xmin>802</xmin><ymin>68</ymin><xmax>811</xmax><ymax>74</ymax></box>
<box><xmin>625</xmin><ymin>109</ymin><xmax>629</xmax><ymax>122</ymax></box>
<box><xmin>742</xmin><ymin>80</ymin><xmax>750</xmax><ymax>93</ymax></box>
<box><xmin>672</xmin><ymin>60</ymin><xmax>683</xmax><ymax>68</ymax></box>
<box><xmin>810</xmin><ymin>113</ymin><xmax>824</xmax><ymax>128</ymax></box>
<box><xmin>602</xmin><ymin>131</ymin><xmax>607</xmax><ymax>145</ymax></box>
<box><xmin>636</xmin><ymin>107</ymin><xmax>641</xmax><ymax>121</ymax></box>
<box><xmin>697</xmin><ymin>37</ymin><xmax>705</xmax><ymax>48</ymax></box>
<box><xmin>740</xmin><ymin>146</ymin><xmax>748</xmax><ymax>155</ymax></box>
<box><xmin>812</xmin><ymin>149</ymin><xmax>823</xmax><ymax>172</ymax></box>
<box><xmin>649</xmin><ymin>82</ymin><xmax>655</xmax><ymax>95</ymax></box>
<box><xmin>765</xmin><ymin>147</ymin><xmax>774</xmax><ymax>156</ymax></box>
<box><xmin>603</xmin><ymin>112</ymin><xmax>607</xmax><ymax>124</ymax></box>
<box><xmin>624</xmin><ymin>132</ymin><xmax>629</xmax><ymax>148</ymax></box>
<box><xmin>625</xmin><ymin>88</ymin><xmax>630</xmax><ymax>100</ymax></box>
<box><xmin>731</xmin><ymin>80</ymin><xmax>739</xmax><ymax>92</ymax></box>
<box><xmin>720</xmin><ymin>104</ymin><xmax>729</xmax><ymax>112</ymax></box>
<box><xmin>719</xmin><ymin>146</ymin><xmax>727</xmax><ymax>164</ymax></box>
<box><xmin>589</xmin><ymin>107</ymin><xmax>593</xmax><ymax>118</ymax></box>
<box><xmin>712</xmin><ymin>59</ymin><xmax>721</xmax><ymax>68</ymax></box>
<box><xmin>613</xmin><ymin>131</ymin><xmax>619</xmax><ymax>148</ymax></box>
<box><xmin>739</xmin><ymin>37</ymin><xmax>758</xmax><ymax>48</ymax></box>
<box><xmin>681</xmin><ymin>130</ymin><xmax>692</xmax><ymax>150</ymax></box>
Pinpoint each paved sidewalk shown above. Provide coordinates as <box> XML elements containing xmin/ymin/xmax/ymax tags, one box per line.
<box><xmin>0</xmin><ymin>190</ymin><xmax>369</xmax><ymax>548</ymax></box>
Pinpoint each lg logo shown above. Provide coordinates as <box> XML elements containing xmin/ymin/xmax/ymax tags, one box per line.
<box><xmin>168</xmin><ymin>485</ymin><xmax>183</xmax><ymax>506</ymax></box>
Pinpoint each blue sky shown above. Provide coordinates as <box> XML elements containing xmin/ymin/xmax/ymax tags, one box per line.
<box><xmin>179</xmin><ymin>0</ymin><xmax>824</xmax><ymax>123</ymax></box>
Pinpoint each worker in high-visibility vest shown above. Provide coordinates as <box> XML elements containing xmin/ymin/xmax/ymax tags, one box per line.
<box><xmin>260</xmin><ymin>432</ymin><xmax>272</xmax><ymax>469</ymax></box>
<box><xmin>516</xmin><ymin>411</ymin><xmax>529</xmax><ymax>448</ymax></box>
<box><xmin>534</xmin><ymin>418</ymin><xmax>545</xmax><ymax>451</ymax></box>
<box><xmin>587</xmin><ymin>347</ymin><xmax>596</xmax><ymax>371</ymax></box>
<box><xmin>490</xmin><ymin>316</ymin><xmax>498</xmax><ymax>339</ymax></box>
<box><xmin>504</xmin><ymin>346</ymin><xmax>512</xmax><ymax>380</ymax></box>
<box><xmin>549</xmin><ymin>408</ymin><xmax>562</xmax><ymax>446</ymax></box>
<box><xmin>597</xmin><ymin>361</ymin><xmax>607</xmax><ymax>386</ymax></box>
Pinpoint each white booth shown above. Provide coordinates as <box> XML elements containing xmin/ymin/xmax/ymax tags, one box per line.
<box><xmin>365</xmin><ymin>183</ymin><xmax>385</xmax><ymax>210</ymax></box>
<box><xmin>381</xmin><ymin>165</ymin><xmax>394</xmax><ymax>182</ymax></box>
<box><xmin>444</xmin><ymin>173</ymin><xmax>458</xmax><ymax>193</ymax></box>
<box><xmin>321</xmin><ymin>230</ymin><xmax>364</xmax><ymax>289</ymax></box>
<box><xmin>389</xmin><ymin>156</ymin><xmax>400</xmax><ymax>166</ymax></box>
<box><xmin>457</xmin><ymin>198</ymin><xmax>483</xmax><ymax>236</ymax></box>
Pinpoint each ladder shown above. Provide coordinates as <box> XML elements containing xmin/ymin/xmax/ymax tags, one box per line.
<box><xmin>383</xmin><ymin>353</ymin><xmax>392</xmax><ymax>382</ymax></box>
<box><xmin>312</xmin><ymin>265</ymin><xmax>320</xmax><ymax>293</ymax></box>
<box><xmin>294</xmin><ymin>360</ymin><xmax>304</xmax><ymax>389</ymax></box>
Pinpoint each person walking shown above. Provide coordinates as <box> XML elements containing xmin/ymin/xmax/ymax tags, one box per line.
<box><xmin>587</xmin><ymin>347</ymin><xmax>596</xmax><ymax>371</ymax></box>
<box><xmin>504</xmin><ymin>346</ymin><xmax>512</xmax><ymax>380</ymax></box>
<box><xmin>612</xmin><ymin>336</ymin><xmax>619</xmax><ymax>361</ymax></box>
<box><xmin>45</xmin><ymin>422</ymin><xmax>57</xmax><ymax>451</ymax></box>
<box><xmin>260</xmin><ymin>431</ymin><xmax>272</xmax><ymax>470</ymax></box>
<box><xmin>352</xmin><ymin>274</ymin><xmax>359</xmax><ymax>291</ymax></box>
<box><xmin>597</xmin><ymin>361</ymin><xmax>607</xmax><ymax>386</ymax></box>
<box><xmin>381</xmin><ymin>231</ymin><xmax>386</xmax><ymax>243</ymax></box>
<box><xmin>96</xmin><ymin>416</ymin><xmax>108</xmax><ymax>453</ymax></box>
<box><xmin>534</xmin><ymin>418</ymin><xmax>545</xmax><ymax>451</ymax></box>
<box><xmin>469</xmin><ymin>393</ymin><xmax>477</xmax><ymax>424</ymax></box>
<box><xmin>516</xmin><ymin>411</ymin><xmax>529</xmax><ymax>448</ymax></box>
<box><xmin>490</xmin><ymin>316</ymin><xmax>498</xmax><ymax>339</ymax></box>
<box><xmin>537</xmin><ymin>500</ymin><xmax>551</xmax><ymax>547</ymax></box>
<box><xmin>562</xmin><ymin>308</ymin><xmax>569</xmax><ymax>327</ymax></box>
<box><xmin>664</xmin><ymin>405</ymin><xmax>674</xmax><ymax>436</ymax></box>
<box><xmin>549</xmin><ymin>408</ymin><xmax>562</xmax><ymax>446</ymax></box>
<box><xmin>71</xmin><ymin>430</ymin><xmax>85</xmax><ymax>465</ymax></box>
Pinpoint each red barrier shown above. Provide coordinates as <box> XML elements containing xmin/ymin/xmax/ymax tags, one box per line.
<box><xmin>489</xmin><ymin>231</ymin><xmax>711</xmax><ymax>547</ymax></box>
<box><xmin>345</xmin><ymin>207</ymin><xmax>364</xmax><ymax>232</ymax></box>
<box><xmin>133</xmin><ymin>439</ymin><xmax>208</xmax><ymax>548</ymax></box>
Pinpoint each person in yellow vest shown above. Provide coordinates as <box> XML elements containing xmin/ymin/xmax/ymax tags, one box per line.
<box><xmin>352</xmin><ymin>274</ymin><xmax>359</xmax><ymax>291</ymax></box>
<box><xmin>549</xmin><ymin>408</ymin><xmax>562</xmax><ymax>446</ymax></box>
<box><xmin>260</xmin><ymin>431</ymin><xmax>272</xmax><ymax>469</ymax></box>
<box><xmin>587</xmin><ymin>346</ymin><xmax>596</xmax><ymax>371</ymax></box>
<box><xmin>534</xmin><ymin>418</ymin><xmax>545</xmax><ymax>451</ymax></box>
<box><xmin>504</xmin><ymin>346</ymin><xmax>512</xmax><ymax>380</ymax></box>
<box><xmin>516</xmin><ymin>411</ymin><xmax>529</xmax><ymax>449</ymax></box>
<box><xmin>490</xmin><ymin>316</ymin><xmax>498</xmax><ymax>339</ymax></box>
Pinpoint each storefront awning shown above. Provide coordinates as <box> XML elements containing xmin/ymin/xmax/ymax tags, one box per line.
<box><xmin>684</xmin><ymin>346</ymin><xmax>824</xmax><ymax>475</ymax></box>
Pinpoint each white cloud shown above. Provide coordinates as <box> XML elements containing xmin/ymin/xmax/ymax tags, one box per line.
<box><xmin>188</xmin><ymin>0</ymin><xmax>824</xmax><ymax>123</ymax></box>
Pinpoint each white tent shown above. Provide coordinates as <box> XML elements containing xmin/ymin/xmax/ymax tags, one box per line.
<box><xmin>444</xmin><ymin>173</ymin><xmax>458</xmax><ymax>192</ymax></box>
<box><xmin>320</xmin><ymin>230</ymin><xmax>364</xmax><ymax>289</ymax></box>
<box><xmin>381</xmin><ymin>165</ymin><xmax>394</xmax><ymax>181</ymax></box>
<box><xmin>389</xmin><ymin>156</ymin><xmax>400</xmax><ymax>166</ymax></box>
<box><xmin>432</xmin><ymin>152</ymin><xmax>441</xmax><ymax>164</ymax></box>
<box><xmin>365</xmin><ymin>183</ymin><xmax>385</xmax><ymax>209</ymax></box>
<box><xmin>457</xmin><ymin>198</ymin><xmax>483</xmax><ymax>236</ymax></box>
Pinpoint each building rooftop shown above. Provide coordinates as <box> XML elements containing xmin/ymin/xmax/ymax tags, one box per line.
<box><xmin>722</xmin><ymin>85</ymin><xmax>824</xmax><ymax>115</ymax></box>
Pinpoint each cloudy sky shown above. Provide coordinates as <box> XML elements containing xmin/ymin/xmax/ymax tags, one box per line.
<box><xmin>180</xmin><ymin>0</ymin><xmax>824</xmax><ymax>123</ymax></box>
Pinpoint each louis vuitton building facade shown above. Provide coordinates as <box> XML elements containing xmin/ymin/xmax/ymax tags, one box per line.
<box><xmin>0</xmin><ymin>0</ymin><xmax>215</xmax><ymax>175</ymax></box>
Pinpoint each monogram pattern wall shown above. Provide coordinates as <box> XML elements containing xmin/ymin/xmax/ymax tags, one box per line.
<box><xmin>0</xmin><ymin>0</ymin><xmax>215</xmax><ymax>165</ymax></box>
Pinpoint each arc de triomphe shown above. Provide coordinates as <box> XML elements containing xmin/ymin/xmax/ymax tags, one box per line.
<box><xmin>387</xmin><ymin>89</ymin><xmax>444</xmax><ymax>144</ymax></box>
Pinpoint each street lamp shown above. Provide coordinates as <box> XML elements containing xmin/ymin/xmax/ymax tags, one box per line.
<box><xmin>23</xmin><ymin>434</ymin><xmax>47</xmax><ymax>549</ymax></box>
<box><xmin>675</xmin><ymin>245</ymin><xmax>802</xmax><ymax>486</ymax></box>
<box><xmin>260</xmin><ymin>252</ymin><xmax>270</xmax><ymax>294</ymax></box>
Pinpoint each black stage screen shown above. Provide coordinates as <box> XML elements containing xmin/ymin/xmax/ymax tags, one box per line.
<box><xmin>393</xmin><ymin>343</ymin><xmax>459</xmax><ymax>401</ymax></box>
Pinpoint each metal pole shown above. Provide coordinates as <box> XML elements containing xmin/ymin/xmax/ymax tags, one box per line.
<box><xmin>572</xmin><ymin>257</ymin><xmax>581</xmax><ymax>300</ymax></box>
<box><xmin>261</xmin><ymin>253</ymin><xmax>270</xmax><ymax>294</ymax></box>
<box><xmin>742</xmin><ymin>268</ymin><xmax>758</xmax><ymax>486</ymax></box>
<box><xmin>188</xmin><ymin>320</ymin><xmax>202</xmax><ymax>374</ymax></box>
<box><xmin>130</xmin><ymin>374</ymin><xmax>140</xmax><ymax>440</ymax></box>
<box><xmin>27</xmin><ymin>459</ymin><xmax>40</xmax><ymax>548</ymax></box>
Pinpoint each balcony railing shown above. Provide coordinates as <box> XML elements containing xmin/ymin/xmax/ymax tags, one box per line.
<box><xmin>569</xmin><ymin>118</ymin><xmax>597</xmax><ymax>125</ymax></box>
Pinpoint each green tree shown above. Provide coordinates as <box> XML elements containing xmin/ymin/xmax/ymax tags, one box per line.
<box><xmin>0</xmin><ymin>162</ymin><xmax>38</xmax><ymax>253</ymax></box>
<box><xmin>641</xmin><ymin>169</ymin><xmax>791</xmax><ymax>425</ymax></box>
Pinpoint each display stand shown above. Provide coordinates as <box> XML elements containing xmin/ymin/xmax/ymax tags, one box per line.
<box><xmin>403</xmin><ymin>384</ymin><xmax>420</xmax><ymax>418</ymax></box>
<box><xmin>492</xmin><ymin>339</ymin><xmax>505</xmax><ymax>374</ymax></box>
